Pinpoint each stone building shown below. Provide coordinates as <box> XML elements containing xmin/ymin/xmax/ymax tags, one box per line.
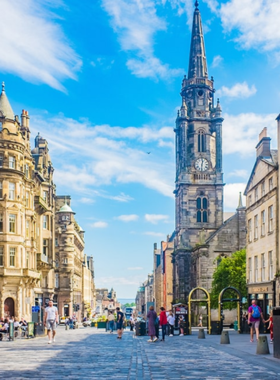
<box><xmin>244</xmin><ymin>127</ymin><xmax>279</xmax><ymax>317</ymax></box>
<box><xmin>173</xmin><ymin>3</ymin><xmax>246</xmax><ymax>302</ymax></box>
<box><xmin>153</xmin><ymin>243</ymin><xmax>162</xmax><ymax>313</ymax></box>
<box><xmin>0</xmin><ymin>83</ymin><xmax>95</xmax><ymax>321</ymax></box>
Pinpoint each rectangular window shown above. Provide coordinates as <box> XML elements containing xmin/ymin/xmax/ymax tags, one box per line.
<box><xmin>268</xmin><ymin>205</ymin><xmax>273</xmax><ymax>232</ymax></box>
<box><xmin>248</xmin><ymin>219</ymin><xmax>252</xmax><ymax>242</ymax></box>
<box><xmin>254</xmin><ymin>256</ymin><xmax>258</xmax><ymax>282</ymax></box>
<box><xmin>55</xmin><ymin>273</ymin><xmax>59</xmax><ymax>288</ymax></box>
<box><xmin>55</xmin><ymin>238</ymin><xmax>58</xmax><ymax>247</ymax></box>
<box><xmin>248</xmin><ymin>195</ymin><xmax>252</xmax><ymax>206</ymax></box>
<box><xmin>26</xmin><ymin>220</ymin><xmax>29</xmax><ymax>238</ymax></box>
<box><xmin>10</xmin><ymin>247</ymin><xmax>15</xmax><ymax>266</ymax></box>
<box><xmin>269</xmin><ymin>251</ymin><xmax>273</xmax><ymax>280</ymax></box>
<box><xmin>0</xmin><ymin>181</ymin><xmax>2</xmax><ymax>199</ymax></box>
<box><xmin>0</xmin><ymin>154</ymin><xmax>3</xmax><ymax>168</ymax></box>
<box><xmin>26</xmin><ymin>252</ymin><xmax>29</xmax><ymax>269</ymax></box>
<box><xmin>43</xmin><ymin>215</ymin><xmax>48</xmax><ymax>229</ymax></box>
<box><xmin>9</xmin><ymin>182</ymin><xmax>15</xmax><ymax>200</ymax></box>
<box><xmin>261</xmin><ymin>253</ymin><xmax>265</xmax><ymax>282</ymax></box>
<box><xmin>43</xmin><ymin>239</ymin><xmax>48</xmax><ymax>256</ymax></box>
<box><xmin>269</xmin><ymin>177</ymin><xmax>273</xmax><ymax>191</ymax></box>
<box><xmin>254</xmin><ymin>215</ymin><xmax>258</xmax><ymax>239</ymax></box>
<box><xmin>261</xmin><ymin>182</ymin><xmax>265</xmax><ymax>197</ymax></box>
<box><xmin>261</xmin><ymin>210</ymin><xmax>265</xmax><ymax>236</ymax></box>
<box><xmin>9</xmin><ymin>214</ymin><xmax>16</xmax><ymax>233</ymax></box>
<box><xmin>43</xmin><ymin>191</ymin><xmax>47</xmax><ymax>202</ymax></box>
<box><xmin>0</xmin><ymin>246</ymin><xmax>3</xmax><ymax>266</ymax></box>
<box><xmin>9</xmin><ymin>156</ymin><xmax>15</xmax><ymax>169</ymax></box>
<box><xmin>255</xmin><ymin>187</ymin><xmax>258</xmax><ymax>202</ymax></box>
<box><xmin>0</xmin><ymin>214</ymin><xmax>3</xmax><ymax>233</ymax></box>
<box><xmin>25</xmin><ymin>164</ymin><xmax>29</xmax><ymax>178</ymax></box>
<box><xmin>248</xmin><ymin>257</ymin><xmax>252</xmax><ymax>283</ymax></box>
<box><xmin>63</xmin><ymin>258</ymin><xmax>68</xmax><ymax>264</ymax></box>
<box><xmin>26</xmin><ymin>191</ymin><xmax>29</xmax><ymax>208</ymax></box>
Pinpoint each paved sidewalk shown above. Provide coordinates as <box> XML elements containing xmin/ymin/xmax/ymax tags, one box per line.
<box><xmin>0</xmin><ymin>327</ymin><xmax>279</xmax><ymax>379</ymax></box>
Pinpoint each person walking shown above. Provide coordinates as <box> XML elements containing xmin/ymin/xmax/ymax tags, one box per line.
<box><xmin>197</xmin><ymin>314</ymin><xmax>203</xmax><ymax>327</ymax></box>
<box><xmin>44</xmin><ymin>300</ymin><xmax>58</xmax><ymax>344</ymax></box>
<box><xmin>248</xmin><ymin>299</ymin><xmax>264</xmax><ymax>342</ymax></box>
<box><xmin>108</xmin><ymin>311</ymin><xmax>115</xmax><ymax>334</ymax></box>
<box><xmin>179</xmin><ymin>315</ymin><xmax>185</xmax><ymax>336</ymax></box>
<box><xmin>147</xmin><ymin>306</ymin><xmax>158</xmax><ymax>342</ymax></box>
<box><xmin>167</xmin><ymin>312</ymin><xmax>175</xmax><ymax>336</ymax></box>
<box><xmin>116</xmin><ymin>307</ymin><xmax>124</xmax><ymax>339</ymax></box>
<box><xmin>159</xmin><ymin>307</ymin><xmax>168</xmax><ymax>341</ymax></box>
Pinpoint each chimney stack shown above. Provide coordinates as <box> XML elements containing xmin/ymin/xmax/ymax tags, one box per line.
<box><xmin>21</xmin><ymin>109</ymin><xmax>26</xmax><ymax>128</ymax></box>
<box><xmin>256</xmin><ymin>127</ymin><xmax>271</xmax><ymax>158</ymax></box>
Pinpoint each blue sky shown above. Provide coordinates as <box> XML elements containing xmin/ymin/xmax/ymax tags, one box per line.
<box><xmin>1</xmin><ymin>0</ymin><xmax>280</xmax><ymax>298</ymax></box>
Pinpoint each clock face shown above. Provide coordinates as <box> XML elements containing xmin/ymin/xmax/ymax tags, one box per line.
<box><xmin>195</xmin><ymin>158</ymin><xmax>209</xmax><ymax>172</ymax></box>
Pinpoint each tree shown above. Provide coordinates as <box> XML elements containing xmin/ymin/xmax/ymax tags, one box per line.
<box><xmin>123</xmin><ymin>302</ymin><xmax>136</xmax><ymax>308</ymax></box>
<box><xmin>210</xmin><ymin>249</ymin><xmax>246</xmax><ymax>310</ymax></box>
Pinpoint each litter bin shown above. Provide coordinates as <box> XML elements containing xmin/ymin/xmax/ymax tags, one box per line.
<box><xmin>9</xmin><ymin>322</ymin><xmax>14</xmax><ymax>341</ymax></box>
<box><xmin>233</xmin><ymin>321</ymin><xmax>238</xmax><ymax>331</ymax></box>
<box><xmin>273</xmin><ymin>307</ymin><xmax>280</xmax><ymax>359</ymax></box>
<box><xmin>34</xmin><ymin>322</ymin><xmax>45</xmax><ymax>336</ymax></box>
<box><xmin>135</xmin><ymin>322</ymin><xmax>146</xmax><ymax>336</ymax></box>
<box><xmin>211</xmin><ymin>321</ymin><xmax>221</xmax><ymax>335</ymax></box>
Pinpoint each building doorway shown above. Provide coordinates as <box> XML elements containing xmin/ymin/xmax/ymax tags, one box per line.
<box><xmin>4</xmin><ymin>297</ymin><xmax>15</xmax><ymax>318</ymax></box>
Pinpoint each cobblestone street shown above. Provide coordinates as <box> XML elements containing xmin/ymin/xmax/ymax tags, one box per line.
<box><xmin>1</xmin><ymin>327</ymin><xmax>280</xmax><ymax>380</ymax></box>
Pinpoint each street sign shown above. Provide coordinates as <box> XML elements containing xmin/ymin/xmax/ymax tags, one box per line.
<box><xmin>32</xmin><ymin>306</ymin><xmax>40</xmax><ymax>313</ymax></box>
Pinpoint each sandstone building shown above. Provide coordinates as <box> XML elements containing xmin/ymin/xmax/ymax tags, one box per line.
<box><xmin>173</xmin><ymin>3</ymin><xmax>246</xmax><ymax>302</ymax></box>
<box><xmin>244</xmin><ymin>127</ymin><xmax>279</xmax><ymax>316</ymax></box>
<box><xmin>0</xmin><ymin>83</ymin><xmax>95</xmax><ymax>321</ymax></box>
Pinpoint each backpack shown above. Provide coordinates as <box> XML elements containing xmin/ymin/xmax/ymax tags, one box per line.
<box><xmin>252</xmin><ymin>305</ymin><xmax>260</xmax><ymax>318</ymax></box>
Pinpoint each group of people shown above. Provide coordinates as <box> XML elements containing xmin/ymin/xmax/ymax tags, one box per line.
<box><xmin>147</xmin><ymin>306</ymin><xmax>185</xmax><ymax>342</ymax></box>
<box><xmin>0</xmin><ymin>316</ymin><xmax>28</xmax><ymax>338</ymax></box>
<box><xmin>107</xmin><ymin>307</ymin><xmax>125</xmax><ymax>339</ymax></box>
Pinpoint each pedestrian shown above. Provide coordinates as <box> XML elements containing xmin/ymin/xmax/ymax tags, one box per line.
<box><xmin>108</xmin><ymin>311</ymin><xmax>115</xmax><ymax>334</ymax></box>
<box><xmin>179</xmin><ymin>315</ymin><xmax>185</xmax><ymax>336</ymax></box>
<box><xmin>155</xmin><ymin>314</ymin><xmax>159</xmax><ymax>339</ymax></box>
<box><xmin>116</xmin><ymin>307</ymin><xmax>124</xmax><ymax>339</ymax></box>
<box><xmin>265</xmin><ymin>310</ymin><xmax>273</xmax><ymax>343</ymax></box>
<box><xmin>159</xmin><ymin>307</ymin><xmax>168</xmax><ymax>341</ymax></box>
<box><xmin>167</xmin><ymin>312</ymin><xmax>175</xmax><ymax>336</ymax></box>
<box><xmin>44</xmin><ymin>300</ymin><xmax>58</xmax><ymax>344</ymax></box>
<box><xmin>247</xmin><ymin>299</ymin><xmax>264</xmax><ymax>343</ymax></box>
<box><xmin>147</xmin><ymin>306</ymin><xmax>158</xmax><ymax>342</ymax></box>
<box><xmin>197</xmin><ymin>313</ymin><xmax>203</xmax><ymax>327</ymax></box>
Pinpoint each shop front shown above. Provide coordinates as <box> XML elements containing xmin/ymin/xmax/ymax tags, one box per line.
<box><xmin>247</xmin><ymin>282</ymin><xmax>275</xmax><ymax>332</ymax></box>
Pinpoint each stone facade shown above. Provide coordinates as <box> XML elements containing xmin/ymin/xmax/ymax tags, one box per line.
<box><xmin>244</xmin><ymin>127</ymin><xmax>279</xmax><ymax>318</ymax></box>
<box><xmin>0</xmin><ymin>83</ymin><xmax>95</xmax><ymax>321</ymax></box>
<box><xmin>173</xmin><ymin>3</ymin><xmax>246</xmax><ymax>302</ymax></box>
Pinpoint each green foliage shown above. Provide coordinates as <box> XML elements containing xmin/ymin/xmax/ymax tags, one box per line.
<box><xmin>210</xmin><ymin>249</ymin><xmax>246</xmax><ymax>310</ymax></box>
<box><xmin>123</xmin><ymin>302</ymin><xmax>136</xmax><ymax>307</ymax></box>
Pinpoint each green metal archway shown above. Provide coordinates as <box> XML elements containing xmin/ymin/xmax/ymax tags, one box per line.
<box><xmin>188</xmin><ymin>287</ymin><xmax>211</xmax><ymax>335</ymax></box>
<box><xmin>218</xmin><ymin>286</ymin><xmax>242</xmax><ymax>333</ymax></box>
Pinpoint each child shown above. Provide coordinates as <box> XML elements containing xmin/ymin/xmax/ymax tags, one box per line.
<box><xmin>265</xmin><ymin>311</ymin><xmax>273</xmax><ymax>343</ymax></box>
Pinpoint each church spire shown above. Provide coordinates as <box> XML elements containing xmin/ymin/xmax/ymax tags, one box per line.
<box><xmin>188</xmin><ymin>2</ymin><xmax>208</xmax><ymax>79</ymax></box>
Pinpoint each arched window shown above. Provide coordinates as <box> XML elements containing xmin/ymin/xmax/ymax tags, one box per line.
<box><xmin>196</xmin><ymin>196</ymin><xmax>208</xmax><ymax>223</ymax></box>
<box><xmin>198</xmin><ymin>130</ymin><xmax>206</xmax><ymax>152</ymax></box>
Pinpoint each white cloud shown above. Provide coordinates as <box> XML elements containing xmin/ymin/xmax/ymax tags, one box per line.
<box><xmin>216</xmin><ymin>82</ymin><xmax>257</xmax><ymax>99</ymax></box>
<box><xmin>127</xmin><ymin>267</ymin><xmax>143</xmax><ymax>270</ymax></box>
<box><xmin>145</xmin><ymin>214</ymin><xmax>169</xmax><ymax>224</ymax></box>
<box><xmin>228</xmin><ymin>169</ymin><xmax>249</xmax><ymax>179</ymax></box>
<box><xmin>101</xmin><ymin>0</ymin><xmax>183</xmax><ymax>80</ymax></box>
<box><xmin>143</xmin><ymin>231</ymin><xmax>165</xmax><ymax>237</ymax></box>
<box><xmin>220</xmin><ymin>0</ymin><xmax>280</xmax><ymax>52</ymax></box>
<box><xmin>223</xmin><ymin>112</ymin><xmax>276</xmax><ymax>157</ymax></box>
<box><xmin>115</xmin><ymin>214</ymin><xmax>139</xmax><ymax>222</ymax></box>
<box><xmin>90</xmin><ymin>221</ymin><xmax>108</xmax><ymax>228</ymax></box>
<box><xmin>224</xmin><ymin>183</ymin><xmax>246</xmax><ymax>210</ymax></box>
<box><xmin>0</xmin><ymin>0</ymin><xmax>81</xmax><ymax>91</ymax></box>
<box><xmin>80</xmin><ymin>197</ymin><xmax>95</xmax><ymax>204</ymax></box>
<box><xmin>32</xmin><ymin>114</ymin><xmax>175</xmax><ymax>198</ymax></box>
<box><xmin>211</xmin><ymin>55</ymin><xmax>223</xmax><ymax>68</ymax></box>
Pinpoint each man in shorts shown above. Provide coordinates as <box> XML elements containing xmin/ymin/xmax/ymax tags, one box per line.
<box><xmin>248</xmin><ymin>299</ymin><xmax>264</xmax><ymax>342</ymax></box>
<box><xmin>44</xmin><ymin>300</ymin><xmax>58</xmax><ymax>344</ymax></box>
<box><xmin>116</xmin><ymin>307</ymin><xmax>124</xmax><ymax>339</ymax></box>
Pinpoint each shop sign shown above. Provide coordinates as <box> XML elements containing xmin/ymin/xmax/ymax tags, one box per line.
<box><xmin>248</xmin><ymin>284</ymin><xmax>273</xmax><ymax>293</ymax></box>
<box><xmin>175</xmin><ymin>307</ymin><xmax>187</xmax><ymax>314</ymax></box>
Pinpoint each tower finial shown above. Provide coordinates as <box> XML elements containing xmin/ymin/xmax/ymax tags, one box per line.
<box><xmin>195</xmin><ymin>0</ymin><xmax>199</xmax><ymax>9</ymax></box>
<box><xmin>237</xmin><ymin>192</ymin><xmax>243</xmax><ymax>209</ymax></box>
<box><xmin>1</xmin><ymin>82</ymin><xmax>5</xmax><ymax>93</ymax></box>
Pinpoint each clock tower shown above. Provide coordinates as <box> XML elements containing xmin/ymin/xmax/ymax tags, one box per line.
<box><xmin>173</xmin><ymin>1</ymin><xmax>224</xmax><ymax>301</ymax></box>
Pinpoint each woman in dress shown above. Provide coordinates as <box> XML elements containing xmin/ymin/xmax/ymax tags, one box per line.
<box><xmin>147</xmin><ymin>305</ymin><xmax>158</xmax><ymax>342</ymax></box>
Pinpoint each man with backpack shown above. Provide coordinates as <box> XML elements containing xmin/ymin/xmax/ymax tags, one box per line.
<box><xmin>248</xmin><ymin>299</ymin><xmax>264</xmax><ymax>342</ymax></box>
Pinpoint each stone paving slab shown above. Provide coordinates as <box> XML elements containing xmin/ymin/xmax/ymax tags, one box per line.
<box><xmin>0</xmin><ymin>327</ymin><xmax>279</xmax><ymax>379</ymax></box>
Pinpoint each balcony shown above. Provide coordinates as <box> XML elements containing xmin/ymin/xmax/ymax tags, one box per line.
<box><xmin>0</xmin><ymin>267</ymin><xmax>40</xmax><ymax>279</ymax></box>
<box><xmin>34</xmin><ymin>195</ymin><xmax>49</xmax><ymax>214</ymax></box>
<box><xmin>23</xmin><ymin>268</ymin><xmax>41</xmax><ymax>279</ymax></box>
<box><xmin>37</xmin><ymin>252</ymin><xmax>51</xmax><ymax>271</ymax></box>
